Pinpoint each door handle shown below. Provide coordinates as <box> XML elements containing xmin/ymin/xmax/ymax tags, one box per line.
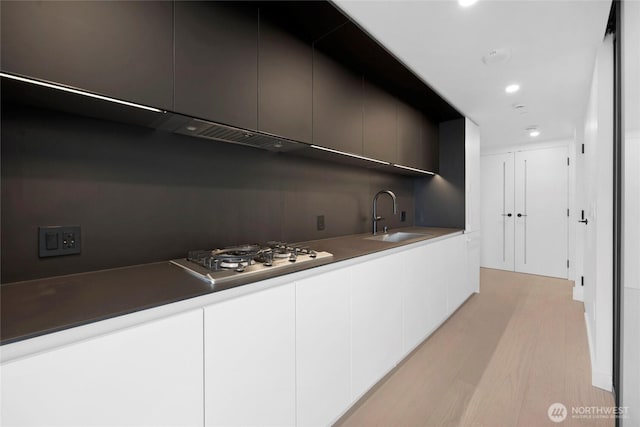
<box><xmin>501</xmin><ymin>213</ymin><xmax>513</xmax><ymax>217</ymax></box>
<box><xmin>579</xmin><ymin>210</ymin><xmax>588</xmax><ymax>224</ymax></box>
<box><xmin>517</xmin><ymin>213</ymin><xmax>527</xmax><ymax>217</ymax></box>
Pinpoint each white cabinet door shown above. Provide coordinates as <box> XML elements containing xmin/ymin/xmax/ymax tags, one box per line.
<box><xmin>203</xmin><ymin>283</ymin><xmax>295</xmax><ymax>427</ymax></box>
<box><xmin>296</xmin><ymin>268</ymin><xmax>351</xmax><ymax>427</ymax></box>
<box><xmin>350</xmin><ymin>251</ymin><xmax>403</xmax><ymax>400</ymax></box>
<box><xmin>444</xmin><ymin>235</ymin><xmax>469</xmax><ymax>315</ymax></box>
<box><xmin>480</xmin><ymin>152</ymin><xmax>516</xmax><ymax>270</ymax></box>
<box><xmin>514</xmin><ymin>147</ymin><xmax>569</xmax><ymax>278</ymax></box>
<box><xmin>465</xmin><ymin>118</ymin><xmax>481</xmax><ymax>233</ymax></box>
<box><xmin>1</xmin><ymin>310</ymin><xmax>204</xmax><ymax>427</ymax></box>
<box><xmin>401</xmin><ymin>243</ymin><xmax>447</xmax><ymax>354</ymax></box>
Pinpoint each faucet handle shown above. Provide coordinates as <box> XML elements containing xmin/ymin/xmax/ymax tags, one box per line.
<box><xmin>383</xmin><ymin>226</ymin><xmax>389</xmax><ymax>233</ymax></box>
<box><xmin>375</xmin><ymin>216</ymin><xmax>384</xmax><ymax>221</ymax></box>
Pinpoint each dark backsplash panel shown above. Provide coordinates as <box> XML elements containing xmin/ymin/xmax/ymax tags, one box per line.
<box><xmin>414</xmin><ymin>118</ymin><xmax>466</xmax><ymax>229</ymax></box>
<box><xmin>1</xmin><ymin>105</ymin><xmax>415</xmax><ymax>283</ymax></box>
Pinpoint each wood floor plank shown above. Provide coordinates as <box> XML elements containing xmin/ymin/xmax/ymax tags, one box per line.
<box><xmin>458</xmin><ymin>278</ymin><xmax>538</xmax><ymax>426</ymax></box>
<box><xmin>515</xmin><ymin>281</ymin><xmax>569</xmax><ymax>426</ymax></box>
<box><xmin>336</xmin><ymin>268</ymin><xmax>615</xmax><ymax>427</ymax></box>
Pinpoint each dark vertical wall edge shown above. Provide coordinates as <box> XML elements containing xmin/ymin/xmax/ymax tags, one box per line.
<box><xmin>610</xmin><ymin>0</ymin><xmax>623</xmax><ymax>421</ymax></box>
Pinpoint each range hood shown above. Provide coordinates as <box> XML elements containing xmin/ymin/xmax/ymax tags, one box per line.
<box><xmin>170</xmin><ymin>118</ymin><xmax>308</xmax><ymax>153</ymax></box>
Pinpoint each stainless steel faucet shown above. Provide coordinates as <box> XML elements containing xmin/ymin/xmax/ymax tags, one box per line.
<box><xmin>372</xmin><ymin>190</ymin><xmax>398</xmax><ymax>234</ymax></box>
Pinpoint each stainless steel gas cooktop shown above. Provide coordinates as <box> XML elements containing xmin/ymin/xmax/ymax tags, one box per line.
<box><xmin>170</xmin><ymin>242</ymin><xmax>332</xmax><ymax>285</ymax></box>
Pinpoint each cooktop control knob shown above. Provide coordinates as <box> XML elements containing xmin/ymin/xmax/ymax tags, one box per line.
<box><xmin>289</xmin><ymin>252</ymin><xmax>297</xmax><ymax>262</ymax></box>
<box><xmin>264</xmin><ymin>252</ymin><xmax>273</xmax><ymax>267</ymax></box>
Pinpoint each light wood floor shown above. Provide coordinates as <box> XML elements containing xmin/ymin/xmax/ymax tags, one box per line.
<box><xmin>336</xmin><ymin>268</ymin><xmax>615</xmax><ymax>427</ymax></box>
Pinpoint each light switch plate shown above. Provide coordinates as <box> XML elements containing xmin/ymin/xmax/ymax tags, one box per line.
<box><xmin>39</xmin><ymin>226</ymin><xmax>81</xmax><ymax>257</ymax></box>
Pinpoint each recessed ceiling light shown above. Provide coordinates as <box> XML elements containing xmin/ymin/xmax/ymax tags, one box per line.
<box><xmin>526</xmin><ymin>126</ymin><xmax>540</xmax><ymax>137</ymax></box>
<box><xmin>505</xmin><ymin>84</ymin><xmax>520</xmax><ymax>94</ymax></box>
<box><xmin>458</xmin><ymin>0</ymin><xmax>478</xmax><ymax>7</ymax></box>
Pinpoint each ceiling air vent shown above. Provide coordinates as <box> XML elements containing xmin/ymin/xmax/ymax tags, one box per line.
<box><xmin>174</xmin><ymin>119</ymin><xmax>306</xmax><ymax>153</ymax></box>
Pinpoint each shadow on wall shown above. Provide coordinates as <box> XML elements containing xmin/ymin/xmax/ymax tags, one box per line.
<box><xmin>415</xmin><ymin>118</ymin><xmax>466</xmax><ymax>228</ymax></box>
<box><xmin>415</xmin><ymin>174</ymin><xmax>464</xmax><ymax>228</ymax></box>
<box><xmin>1</xmin><ymin>104</ymin><xmax>415</xmax><ymax>283</ymax></box>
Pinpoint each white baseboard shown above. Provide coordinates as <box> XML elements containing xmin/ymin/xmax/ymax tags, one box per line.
<box><xmin>583</xmin><ymin>312</ymin><xmax>612</xmax><ymax>392</ymax></box>
<box><xmin>573</xmin><ymin>285</ymin><xmax>584</xmax><ymax>301</ymax></box>
<box><xmin>592</xmin><ymin>369</ymin><xmax>613</xmax><ymax>392</ymax></box>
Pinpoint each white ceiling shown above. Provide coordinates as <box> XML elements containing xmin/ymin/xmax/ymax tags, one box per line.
<box><xmin>333</xmin><ymin>0</ymin><xmax>612</xmax><ymax>148</ymax></box>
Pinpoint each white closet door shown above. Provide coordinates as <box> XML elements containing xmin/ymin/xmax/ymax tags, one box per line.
<box><xmin>514</xmin><ymin>147</ymin><xmax>569</xmax><ymax>278</ymax></box>
<box><xmin>480</xmin><ymin>152</ymin><xmax>515</xmax><ymax>270</ymax></box>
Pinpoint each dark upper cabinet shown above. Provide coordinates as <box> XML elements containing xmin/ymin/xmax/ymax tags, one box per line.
<box><xmin>174</xmin><ymin>1</ymin><xmax>258</xmax><ymax>130</ymax></box>
<box><xmin>312</xmin><ymin>51</ymin><xmax>363</xmax><ymax>155</ymax></box>
<box><xmin>396</xmin><ymin>103</ymin><xmax>423</xmax><ymax>169</ymax></box>
<box><xmin>363</xmin><ymin>79</ymin><xmax>397</xmax><ymax>163</ymax></box>
<box><xmin>396</xmin><ymin>103</ymin><xmax>440</xmax><ymax>172</ymax></box>
<box><xmin>258</xmin><ymin>17</ymin><xmax>312</xmax><ymax>143</ymax></box>
<box><xmin>0</xmin><ymin>1</ymin><xmax>173</xmax><ymax>110</ymax></box>
<box><xmin>421</xmin><ymin>116</ymin><xmax>440</xmax><ymax>173</ymax></box>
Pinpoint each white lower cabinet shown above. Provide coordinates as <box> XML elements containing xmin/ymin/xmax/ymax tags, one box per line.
<box><xmin>296</xmin><ymin>268</ymin><xmax>351</xmax><ymax>427</ymax></box>
<box><xmin>203</xmin><ymin>283</ymin><xmax>296</xmax><ymax>427</ymax></box>
<box><xmin>350</xmin><ymin>251</ymin><xmax>404</xmax><ymax>400</ymax></box>
<box><xmin>1</xmin><ymin>233</ymin><xmax>475</xmax><ymax>427</ymax></box>
<box><xmin>401</xmin><ymin>242</ymin><xmax>448</xmax><ymax>354</ymax></box>
<box><xmin>0</xmin><ymin>309</ymin><xmax>204</xmax><ymax>427</ymax></box>
<box><xmin>444</xmin><ymin>235</ymin><xmax>470</xmax><ymax>315</ymax></box>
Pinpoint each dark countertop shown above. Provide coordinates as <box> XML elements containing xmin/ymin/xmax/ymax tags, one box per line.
<box><xmin>1</xmin><ymin>226</ymin><xmax>461</xmax><ymax>345</ymax></box>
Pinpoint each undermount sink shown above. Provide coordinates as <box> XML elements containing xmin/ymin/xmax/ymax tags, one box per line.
<box><xmin>364</xmin><ymin>232</ymin><xmax>432</xmax><ymax>243</ymax></box>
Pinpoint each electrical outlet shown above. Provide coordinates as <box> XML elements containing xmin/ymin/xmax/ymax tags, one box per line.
<box><xmin>401</xmin><ymin>211</ymin><xmax>406</xmax><ymax>222</ymax></box>
<box><xmin>317</xmin><ymin>215</ymin><xmax>325</xmax><ymax>231</ymax></box>
<box><xmin>39</xmin><ymin>226</ymin><xmax>81</xmax><ymax>257</ymax></box>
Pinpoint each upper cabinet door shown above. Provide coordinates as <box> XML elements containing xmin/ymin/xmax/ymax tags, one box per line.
<box><xmin>396</xmin><ymin>102</ymin><xmax>422</xmax><ymax>169</ymax></box>
<box><xmin>174</xmin><ymin>1</ymin><xmax>258</xmax><ymax>130</ymax></box>
<box><xmin>0</xmin><ymin>1</ymin><xmax>173</xmax><ymax>110</ymax></box>
<box><xmin>258</xmin><ymin>17</ymin><xmax>312</xmax><ymax>143</ymax></box>
<box><xmin>421</xmin><ymin>115</ymin><xmax>440</xmax><ymax>173</ymax></box>
<box><xmin>363</xmin><ymin>78</ymin><xmax>397</xmax><ymax>163</ymax></box>
<box><xmin>313</xmin><ymin>51</ymin><xmax>363</xmax><ymax>155</ymax></box>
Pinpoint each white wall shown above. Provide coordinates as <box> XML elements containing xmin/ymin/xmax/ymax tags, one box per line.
<box><xmin>622</xmin><ymin>0</ymin><xmax>640</xmax><ymax>424</ymax></box>
<box><xmin>581</xmin><ymin>34</ymin><xmax>613</xmax><ymax>392</ymax></box>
